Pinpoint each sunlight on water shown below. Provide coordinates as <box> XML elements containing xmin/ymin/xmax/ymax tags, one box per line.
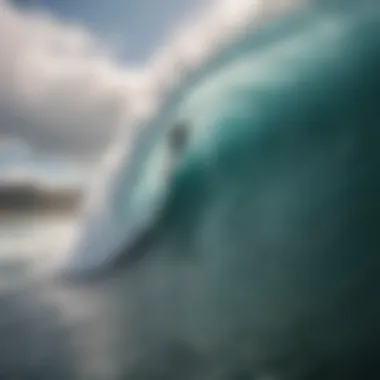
<box><xmin>0</xmin><ymin>214</ymin><xmax>78</xmax><ymax>275</ymax></box>
<box><xmin>0</xmin><ymin>214</ymin><xmax>127</xmax><ymax>379</ymax></box>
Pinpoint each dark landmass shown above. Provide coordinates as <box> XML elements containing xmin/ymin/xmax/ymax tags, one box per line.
<box><xmin>0</xmin><ymin>183</ymin><xmax>84</xmax><ymax>214</ymax></box>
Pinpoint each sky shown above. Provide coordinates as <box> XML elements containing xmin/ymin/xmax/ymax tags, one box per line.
<box><xmin>2</xmin><ymin>0</ymin><xmax>207</xmax><ymax>155</ymax></box>
<box><xmin>0</xmin><ymin>0</ymin><xmax>302</xmax><ymax>187</ymax></box>
<box><xmin>0</xmin><ymin>0</ymin><xmax>208</xmax><ymax>185</ymax></box>
<box><xmin>11</xmin><ymin>0</ymin><xmax>205</xmax><ymax>63</ymax></box>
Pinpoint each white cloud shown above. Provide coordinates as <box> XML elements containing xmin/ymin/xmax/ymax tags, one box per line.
<box><xmin>0</xmin><ymin>0</ymin><xmax>304</xmax><ymax>162</ymax></box>
<box><xmin>0</xmin><ymin>0</ymin><xmax>154</xmax><ymax>159</ymax></box>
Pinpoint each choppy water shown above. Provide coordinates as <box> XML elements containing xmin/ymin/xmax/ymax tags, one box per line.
<box><xmin>0</xmin><ymin>214</ymin><xmax>77</xmax><ymax>263</ymax></box>
<box><xmin>0</xmin><ymin>215</ymin><xmax>129</xmax><ymax>379</ymax></box>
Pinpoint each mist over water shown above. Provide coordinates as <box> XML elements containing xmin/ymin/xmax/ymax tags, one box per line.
<box><xmin>0</xmin><ymin>215</ymin><xmax>128</xmax><ymax>379</ymax></box>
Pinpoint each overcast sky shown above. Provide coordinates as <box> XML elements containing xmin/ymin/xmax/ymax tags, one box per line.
<box><xmin>0</xmin><ymin>0</ymin><xmax>301</xmax><ymax>180</ymax></box>
<box><xmin>12</xmin><ymin>0</ymin><xmax>205</xmax><ymax>63</ymax></box>
<box><xmin>1</xmin><ymin>0</ymin><xmax>209</xmax><ymax>163</ymax></box>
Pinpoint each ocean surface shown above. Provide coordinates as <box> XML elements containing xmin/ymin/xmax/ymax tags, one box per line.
<box><xmin>0</xmin><ymin>214</ymin><xmax>128</xmax><ymax>379</ymax></box>
<box><xmin>0</xmin><ymin>214</ymin><xmax>78</xmax><ymax>275</ymax></box>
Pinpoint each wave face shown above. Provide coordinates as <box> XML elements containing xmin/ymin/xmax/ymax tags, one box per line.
<box><xmin>2</xmin><ymin>2</ymin><xmax>380</xmax><ymax>379</ymax></box>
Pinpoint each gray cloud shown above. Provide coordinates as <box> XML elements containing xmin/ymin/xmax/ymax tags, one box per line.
<box><xmin>0</xmin><ymin>0</ymin><xmax>303</xmax><ymax>162</ymax></box>
<box><xmin>0</xmin><ymin>0</ymin><xmax>151</xmax><ymax>159</ymax></box>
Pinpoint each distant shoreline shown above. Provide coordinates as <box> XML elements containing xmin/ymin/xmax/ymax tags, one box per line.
<box><xmin>0</xmin><ymin>184</ymin><xmax>84</xmax><ymax>215</ymax></box>
<box><xmin>0</xmin><ymin>209</ymin><xmax>82</xmax><ymax>218</ymax></box>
